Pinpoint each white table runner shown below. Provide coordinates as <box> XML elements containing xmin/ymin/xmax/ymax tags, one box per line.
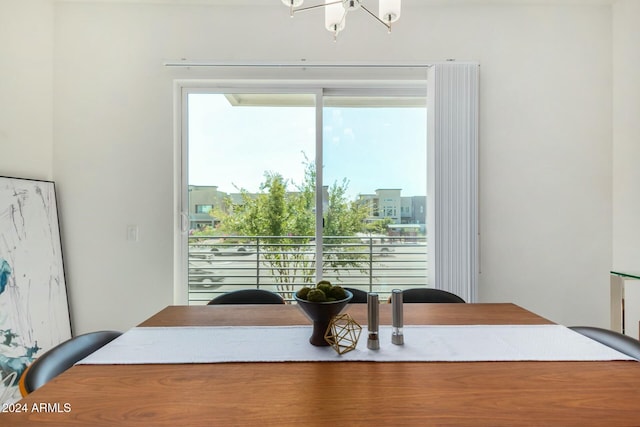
<box><xmin>77</xmin><ymin>325</ymin><xmax>635</xmax><ymax>364</ymax></box>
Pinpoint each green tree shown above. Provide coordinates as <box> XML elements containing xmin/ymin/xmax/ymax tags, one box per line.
<box><xmin>216</xmin><ymin>171</ymin><xmax>315</xmax><ymax>237</ymax></box>
<box><xmin>324</xmin><ymin>178</ymin><xmax>368</xmax><ymax>237</ymax></box>
<box><xmin>213</xmin><ymin>158</ymin><xmax>368</xmax><ymax>296</ymax></box>
<box><xmin>364</xmin><ymin>217</ymin><xmax>393</xmax><ymax>235</ymax></box>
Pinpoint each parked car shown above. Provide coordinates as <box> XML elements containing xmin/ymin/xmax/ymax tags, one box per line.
<box><xmin>188</xmin><ymin>260</ymin><xmax>224</xmax><ymax>288</ymax></box>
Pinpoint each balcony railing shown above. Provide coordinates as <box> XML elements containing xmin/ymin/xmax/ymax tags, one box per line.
<box><xmin>188</xmin><ymin>235</ymin><xmax>428</xmax><ymax>304</ymax></box>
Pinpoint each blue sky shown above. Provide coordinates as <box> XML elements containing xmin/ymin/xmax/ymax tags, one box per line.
<box><xmin>188</xmin><ymin>94</ymin><xmax>426</xmax><ymax>200</ymax></box>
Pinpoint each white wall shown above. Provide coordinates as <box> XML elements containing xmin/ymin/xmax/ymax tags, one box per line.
<box><xmin>613</xmin><ymin>0</ymin><xmax>640</xmax><ymax>270</ymax></box>
<box><xmin>612</xmin><ymin>0</ymin><xmax>640</xmax><ymax>338</ymax></box>
<box><xmin>0</xmin><ymin>0</ymin><xmax>54</xmax><ymax>180</ymax></box>
<box><xmin>43</xmin><ymin>1</ymin><xmax>614</xmax><ymax>332</ymax></box>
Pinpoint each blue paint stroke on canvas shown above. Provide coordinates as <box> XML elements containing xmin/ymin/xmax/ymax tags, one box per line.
<box><xmin>0</xmin><ymin>259</ymin><xmax>11</xmax><ymax>295</ymax></box>
<box><xmin>0</xmin><ymin>332</ymin><xmax>40</xmax><ymax>384</ymax></box>
<box><xmin>0</xmin><ymin>259</ymin><xmax>40</xmax><ymax>396</ymax></box>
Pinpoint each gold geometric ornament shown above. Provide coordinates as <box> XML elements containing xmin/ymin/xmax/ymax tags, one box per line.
<box><xmin>324</xmin><ymin>313</ymin><xmax>362</xmax><ymax>355</ymax></box>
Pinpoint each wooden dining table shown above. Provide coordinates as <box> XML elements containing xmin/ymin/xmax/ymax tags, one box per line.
<box><xmin>3</xmin><ymin>303</ymin><xmax>640</xmax><ymax>426</ymax></box>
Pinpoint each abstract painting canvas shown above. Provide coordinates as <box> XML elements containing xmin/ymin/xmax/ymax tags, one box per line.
<box><xmin>0</xmin><ymin>177</ymin><xmax>71</xmax><ymax>404</ymax></box>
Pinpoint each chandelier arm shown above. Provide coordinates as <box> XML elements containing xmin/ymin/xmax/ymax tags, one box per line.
<box><xmin>292</xmin><ymin>1</ymin><xmax>343</xmax><ymax>14</ymax></box>
<box><xmin>360</xmin><ymin>4</ymin><xmax>392</xmax><ymax>31</ymax></box>
<box><xmin>332</xmin><ymin>9</ymin><xmax>348</xmax><ymax>41</ymax></box>
<box><xmin>339</xmin><ymin>9</ymin><xmax>348</xmax><ymax>29</ymax></box>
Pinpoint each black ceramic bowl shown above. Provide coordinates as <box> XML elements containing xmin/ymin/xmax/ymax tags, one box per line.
<box><xmin>294</xmin><ymin>290</ymin><xmax>353</xmax><ymax>346</ymax></box>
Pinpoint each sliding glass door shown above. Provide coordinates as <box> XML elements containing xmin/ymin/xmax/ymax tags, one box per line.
<box><xmin>322</xmin><ymin>94</ymin><xmax>427</xmax><ymax>295</ymax></box>
<box><xmin>184</xmin><ymin>85</ymin><xmax>427</xmax><ymax>304</ymax></box>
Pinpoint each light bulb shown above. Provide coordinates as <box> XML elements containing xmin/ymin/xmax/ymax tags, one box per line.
<box><xmin>281</xmin><ymin>0</ymin><xmax>304</xmax><ymax>7</ymax></box>
<box><xmin>379</xmin><ymin>0</ymin><xmax>401</xmax><ymax>24</ymax></box>
<box><xmin>325</xmin><ymin>0</ymin><xmax>346</xmax><ymax>33</ymax></box>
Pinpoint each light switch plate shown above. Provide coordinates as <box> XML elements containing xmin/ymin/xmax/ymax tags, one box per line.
<box><xmin>126</xmin><ymin>225</ymin><xmax>139</xmax><ymax>242</ymax></box>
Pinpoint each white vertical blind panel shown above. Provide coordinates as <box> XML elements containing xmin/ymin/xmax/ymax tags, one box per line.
<box><xmin>428</xmin><ymin>63</ymin><xmax>479</xmax><ymax>303</ymax></box>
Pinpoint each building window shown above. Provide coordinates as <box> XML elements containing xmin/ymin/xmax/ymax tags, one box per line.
<box><xmin>195</xmin><ymin>205</ymin><xmax>213</xmax><ymax>214</ymax></box>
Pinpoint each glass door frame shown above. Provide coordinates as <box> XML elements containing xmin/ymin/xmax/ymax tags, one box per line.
<box><xmin>174</xmin><ymin>80</ymin><xmax>428</xmax><ymax>304</ymax></box>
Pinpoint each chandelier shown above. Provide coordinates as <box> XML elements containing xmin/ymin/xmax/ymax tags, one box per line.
<box><xmin>281</xmin><ymin>0</ymin><xmax>401</xmax><ymax>41</ymax></box>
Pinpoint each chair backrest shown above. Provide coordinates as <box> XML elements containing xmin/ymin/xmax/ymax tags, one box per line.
<box><xmin>401</xmin><ymin>288</ymin><xmax>466</xmax><ymax>303</ymax></box>
<box><xmin>343</xmin><ymin>288</ymin><xmax>368</xmax><ymax>303</ymax></box>
<box><xmin>207</xmin><ymin>289</ymin><xmax>285</xmax><ymax>305</ymax></box>
<box><xmin>19</xmin><ymin>330</ymin><xmax>122</xmax><ymax>395</ymax></box>
<box><xmin>569</xmin><ymin>326</ymin><xmax>640</xmax><ymax>360</ymax></box>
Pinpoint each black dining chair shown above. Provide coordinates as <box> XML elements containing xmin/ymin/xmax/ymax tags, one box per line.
<box><xmin>19</xmin><ymin>330</ymin><xmax>122</xmax><ymax>395</ymax></box>
<box><xmin>399</xmin><ymin>288</ymin><xmax>466</xmax><ymax>303</ymax></box>
<box><xmin>569</xmin><ymin>326</ymin><xmax>640</xmax><ymax>360</ymax></box>
<box><xmin>207</xmin><ymin>289</ymin><xmax>286</xmax><ymax>305</ymax></box>
<box><xmin>343</xmin><ymin>287</ymin><xmax>369</xmax><ymax>303</ymax></box>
